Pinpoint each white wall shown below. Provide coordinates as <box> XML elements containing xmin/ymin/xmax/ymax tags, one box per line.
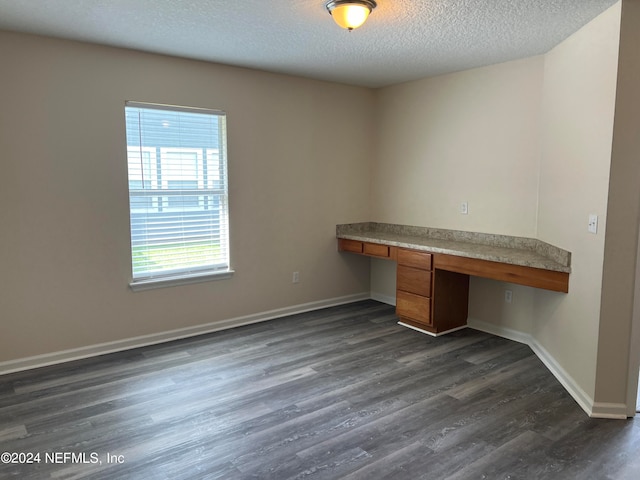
<box><xmin>535</xmin><ymin>1</ymin><xmax>620</xmax><ymax>404</ymax></box>
<box><xmin>371</xmin><ymin>55</ymin><xmax>545</xmax><ymax>330</ymax></box>
<box><xmin>370</xmin><ymin>2</ymin><xmax>625</xmax><ymax>414</ymax></box>
<box><xmin>372</xmin><ymin>56</ymin><xmax>543</xmax><ymax>236</ymax></box>
<box><xmin>2</xmin><ymin>2</ymin><xmax>637</xmax><ymax>416</ymax></box>
<box><xmin>0</xmin><ymin>32</ymin><xmax>373</xmax><ymax>364</ymax></box>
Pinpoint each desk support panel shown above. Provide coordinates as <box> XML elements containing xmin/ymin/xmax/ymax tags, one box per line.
<box><xmin>433</xmin><ymin>253</ymin><xmax>569</xmax><ymax>293</ymax></box>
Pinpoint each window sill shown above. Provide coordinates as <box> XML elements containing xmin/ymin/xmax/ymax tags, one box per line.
<box><xmin>129</xmin><ymin>269</ymin><xmax>235</xmax><ymax>292</ymax></box>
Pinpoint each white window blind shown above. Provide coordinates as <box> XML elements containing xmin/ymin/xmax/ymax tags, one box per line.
<box><xmin>125</xmin><ymin>102</ymin><xmax>230</xmax><ymax>288</ymax></box>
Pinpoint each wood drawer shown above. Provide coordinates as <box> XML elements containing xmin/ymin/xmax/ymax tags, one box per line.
<box><xmin>397</xmin><ymin>249</ymin><xmax>432</xmax><ymax>270</ymax></box>
<box><xmin>397</xmin><ymin>265</ymin><xmax>431</xmax><ymax>297</ymax></box>
<box><xmin>396</xmin><ymin>290</ymin><xmax>431</xmax><ymax>325</ymax></box>
<box><xmin>338</xmin><ymin>238</ymin><xmax>363</xmax><ymax>254</ymax></box>
<box><xmin>363</xmin><ymin>242</ymin><xmax>390</xmax><ymax>258</ymax></box>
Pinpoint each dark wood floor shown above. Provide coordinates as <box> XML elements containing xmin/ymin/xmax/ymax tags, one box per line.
<box><xmin>1</xmin><ymin>300</ymin><xmax>639</xmax><ymax>479</ymax></box>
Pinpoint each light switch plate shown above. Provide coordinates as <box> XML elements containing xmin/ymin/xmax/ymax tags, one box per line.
<box><xmin>588</xmin><ymin>214</ymin><xmax>598</xmax><ymax>234</ymax></box>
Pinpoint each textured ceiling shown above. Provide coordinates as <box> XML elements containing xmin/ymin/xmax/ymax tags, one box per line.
<box><xmin>0</xmin><ymin>0</ymin><xmax>619</xmax><ymax>87</ymax></box>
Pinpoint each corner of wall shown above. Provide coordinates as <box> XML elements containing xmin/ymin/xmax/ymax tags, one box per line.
<box><xmin>468</xmin><ymin>317</ymin><xmax>627</xmax><ymax>418</ymax></box>
<box><xmin>534</xmin><ymin>0</ymin><xmax>621</xmax><ymax>411</ymax></box>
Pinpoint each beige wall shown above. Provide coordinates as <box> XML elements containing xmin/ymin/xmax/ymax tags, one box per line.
<box><xmin>2</xmin><ymin>2</ymin><xmax>637</xmax><ymax>416</ymax></box>
<box><xmin>370</xmin><ymin>55</ymin><xmax>545</xmax><ymax>329</ymax></box>
<box><xmin>0</xmin><ymin>32</ymin><xmax>373</xmax><ymax>363</ymax></box>
<box><xmin>535</xmin><ymin>2</ymin><xmax>620</xmax><ymax>402</ymax></box>
<box><xmin>370</xmin><ymin>2</ymin><xmax>626</xmax><ymax>412</ymax></box>
<box><xmin>371</xmin><ymin>56</ymin><xmax>543</xmax><ymax>236</ymax></box>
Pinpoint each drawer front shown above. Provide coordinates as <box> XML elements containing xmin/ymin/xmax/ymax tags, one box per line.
<box><xmin>397</xmin><ymin>249</ymin><xmax>432</xmax><ymax>270</ymax></box>
<box><xmin>396</xmin><ymin>291</ymin><xmax>431</xmax><ymax>325</ymax></box>
<box><xmin>363</xmin><ymin>242</ymin><xmax>390</xmax><ymax>258</ymax></box>
<box><xmin>397</xmin><ymin>265</ymin><xmax>431</xmax><ymax>297</ymax></box>
<box><xmin>339</xmin><ymin>239</ymin><xmax>363</xmax><ymax>254</ymax></box>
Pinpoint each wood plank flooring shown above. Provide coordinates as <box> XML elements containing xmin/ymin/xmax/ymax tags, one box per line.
<box><xmin>1</xmin><ymin>300</ymin><xmax>639</xmax><ymax>479</ymax></box>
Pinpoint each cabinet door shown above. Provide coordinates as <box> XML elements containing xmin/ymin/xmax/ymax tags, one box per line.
<box><xmin>396</xmin><ymin>291</ymin><xmax>431</xmax><ymax>326</ymax></box>
<box><xmin>397</xmin><ymin>265</ymin><xmax>431</xmax><ymax>297</ymax></box>
<box><xmin>338</xmin><ymin>239</ymin><xmax>363</xmax><ymax>254</ymax></box>
<box><xmin>397</xmin><ymin>249</ymin><xmax>432</xmax><ymax>270</ymax></box>
<box><xmin>363</xmin><ymin>242</ymin><xmax>390</xmax><ymax>258</ymax></box>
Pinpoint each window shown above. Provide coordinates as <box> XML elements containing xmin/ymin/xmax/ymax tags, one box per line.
<box><xmin>125</xmin><ymin>102</ymin><xmax>231</xmax><ymax>290</ymax></box>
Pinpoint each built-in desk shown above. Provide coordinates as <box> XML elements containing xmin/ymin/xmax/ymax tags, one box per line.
<box><xmin>337</xmin><ymin>222</ymin><xmax>571</xmax><ymax>336</ymax></box>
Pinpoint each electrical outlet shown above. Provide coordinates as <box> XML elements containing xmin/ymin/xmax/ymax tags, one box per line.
<box><xmin>504</xmin><ymin>290</ymin><xmax>513</xmax><ymax>304</ymax></box>
<box><xmin>460</xmin><ymin>202</ymin><xmax>468</xmax><ymax>215</ymax></box>
<box><xmin>588</xmin><ymin>214</ymin><xmax>598</xmax><ymax>234</ymax></box>
<box><xmin>292</xmin><ymin>271</ymin><xmax>300</xmax><ymax>284</ymax></box>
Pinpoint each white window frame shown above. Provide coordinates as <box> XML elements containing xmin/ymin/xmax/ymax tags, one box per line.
<box><xmin>125</xmin><ymin>102</ymin><xmax>233</xmax><ymax>291</ymax></box>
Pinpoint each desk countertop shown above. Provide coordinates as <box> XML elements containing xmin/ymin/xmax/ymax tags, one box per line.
<box><xmin>337</xmin><ymin>222</ymin><xmax>571</xmax><ymax>274</ymax></box>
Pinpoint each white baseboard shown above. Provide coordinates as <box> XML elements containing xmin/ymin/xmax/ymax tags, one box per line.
<box><xmin>466</xmin><ymin>318</ymin><xmax>531</xmax><ymax>345</ymax></box>
<box><xmin>590</xmin><ymin>402</ymin><xmax>629</xmax><ymax>419</ymax></box>
<box><xmin>3</xmin><ymin>298</ymin><xmax>630</xmax><ymax>419</ymax></box>
<box><xmin>0</xmin><ymin>293</ymin><xmax>370</xmax><ymax>376</ymax></box>
<box><xmin>528</xmin><ymin>338</ymin><xmax>597</xmax><ymax>418</ymax></box>
<box><xmin>371</xmin><ymin>292</ymin><xmax>396</xmax><ymax>306</ymax></box>
<box><xmin>466</xmin><ymin>317</ymin><xmax>625</xmax><ymax>419</ymax></box>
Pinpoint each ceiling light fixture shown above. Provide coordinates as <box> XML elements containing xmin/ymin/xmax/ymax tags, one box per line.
<box><xmin>325</xmin><ymin>0</ymin><xmax>377</xmax><ymax>31</ymax></box>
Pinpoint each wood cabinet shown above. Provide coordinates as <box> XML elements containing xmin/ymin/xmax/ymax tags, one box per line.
<box><xmin>338</xmin><ymin>241</ymin><xmax>471</xmax><ymax>336</ymax></box>
<box><xmin>338</xmin><ymin>239</ymin><xmax>396</xmax><ymax>260</ymax></box>
<box><xmin>396</xmin><ymin>290</ymin><xmax>431</xmax><ymax>325</ymax></box>
<box><xmin>363</xmin><ymin>242</ymin><xmax>391</xmax><ymax>258</ymax></box>
<box><xmin>338</xmin><ymin>234</ymin><xmax>570</xmax><ymax>335</ymax></box>
<box><xmin>396</xmin><ymin>249</ymin><xmax>433</xmax><ymax>328</ymax></box>
<box><xmin>338</xmin><ymin>238</ymin><xmax>363</xmax><ymax>254</ymax></box>
<box><xmin>395</xmin><ymin>248</ymin><xmax>469</xmax><ymax>336</ymax></box>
